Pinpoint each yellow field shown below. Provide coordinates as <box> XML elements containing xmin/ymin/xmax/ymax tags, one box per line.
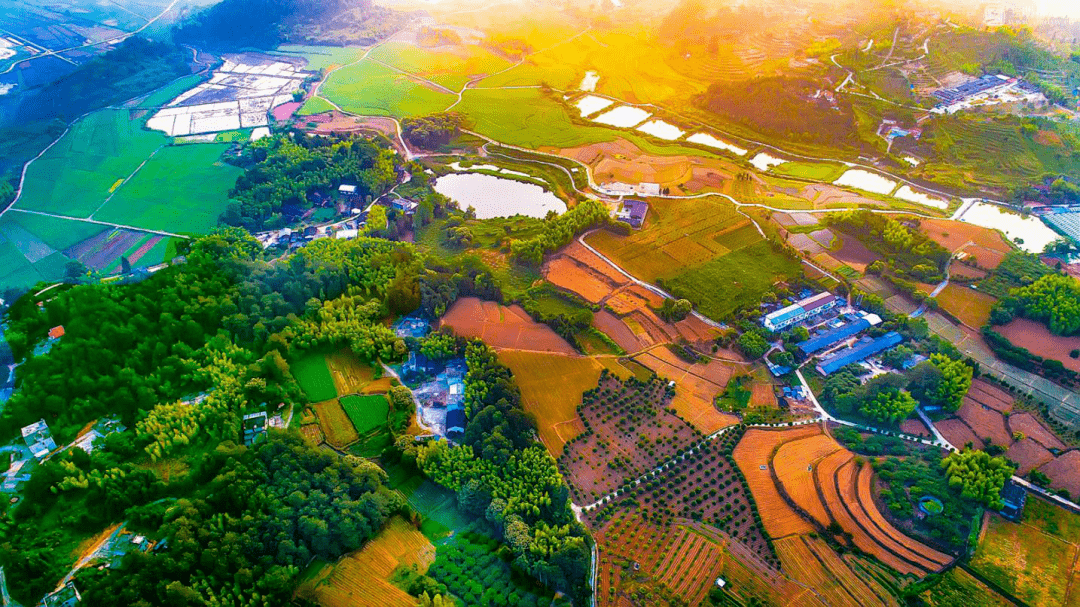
<box><xmin>497</xmin><ymin>350</ymin><xmax>603</xmax><ymax>455</ymax></box>
<box><xmin>295</xmin><ymin>516</ymin><xmax>435</xmax><ymax>607</ymax></box>
<box><xmin>312</xmin><ymin>399</ymin><xmax>359</xmax><ymax>448</ymax></box>
<box><xmin>325</xmin><ymin>349</ymin><xmax>377</xmax><ymax>395</ymax></box>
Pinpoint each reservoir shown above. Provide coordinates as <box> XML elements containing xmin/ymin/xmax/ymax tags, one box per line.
<box><xmin>433</xmin><ymin>173</ymin><xmax>567</xmax><ymax>219</ymax></box>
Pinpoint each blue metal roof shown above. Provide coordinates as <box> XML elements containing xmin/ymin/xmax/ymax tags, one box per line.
<box><xmin>817</xmin><ymin>331</ymin><xmax>903</xmax><ymax>375</ymax></box>
<box><xmin>800</xmin><ymin>319</ymin><xmax>870</xmax><ymax>355</ymax></box>
<box><xmin>764</xmin><ymin>304</ymin><xmax>804</xmax><ymax>327</ymax></box>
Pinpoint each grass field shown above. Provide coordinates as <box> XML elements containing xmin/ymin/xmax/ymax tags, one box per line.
<box><xmin>292</xmin><ymin>352</ymin><xmax>339</xmax><ymax>402</ymax></box>
<box><xmin>273</xmin><ymin>44</ymin><xmax>367</xmax><ymax>72</ymax></box>
<box><xmin>385</xmin><ymin>464</ymin><xmax>472</xmax><ymax>540</ymax></box>
<box><xmin>771</xmin><ymin>161</ymin><xmax>846</xmax><ymax>182</ymax></box>
<box><xmin>339</xmin><ymin>394</ymin><xmax>389</xmax><ymax>434</ymax></box>
<box><xmin>455</xmin><ymin>88</ymin><xmax>618</xmax><ymax>149</ymax></box>
<box><xmin>919</xmin><ymin>568</ymin><xmax>1013</xmax><ymax>607</ymax></box>
<box><xmin>584</xmin><ymin>196</ymin><xmax>748</xmax><ymax>282</ymax></box>
<box><xmin>17</xmin><ymin>110</ymin><xmax>168</xmax><ymax>217</ymax></box>
<box><xmin>0</xmin><ymin>214</ymin><xmax>107</xmax><ymax>289</ymax></box>
<box><xmin>665</xmin><ymin>240</ymin><xmax>804</xmax><ymax>321</ymax></box>
<box><xmin>95</xmin><ymin>144</ymin><xmax>241</xmax><ymax>233</ymax></box>
<box><xmin>298</xmin><ymin>95</ymin><xmax>336</xmax><ymax>116</ymax></box>
<box><xmin>970</xmin><ymin>497</ymin><xmax>1080</xmax><ymax>607</ymax></box>
<box><xmin>368</xmin><ymin>42</ymin><xmax>512</xmax><ymax>91</ymax></box>
<box><xmin>497</xmin><ymin>350</ymin><xmax>603</xmax><ymax>455</ymax></box>
<box><xmin>318</xmin><ymin>59</ymin><xmax>456</xmax><ymax>118</ymax></box>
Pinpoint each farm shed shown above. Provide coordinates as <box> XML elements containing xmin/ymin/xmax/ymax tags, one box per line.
<box><xmin>816</xmin><ymin>332</ymin><xmax>903</xmax><ymax>375</ymax></box>
<box><xmin>762</xmin><ymin>292</ymin><xmax>838</xmax><ymax>332</ymax></box>
<box><xmin>799</xmin><ymin>314</ymin><xmax>880</xmax><ymax>355</ymax></box>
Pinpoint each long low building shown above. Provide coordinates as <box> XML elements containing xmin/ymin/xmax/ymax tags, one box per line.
<box><xmin>762</xmin><ymin>292</ymin><xmax>839</xmax><ymax>332</ymax></box>
<box><xmin>799</xmin><ymin>313</ymin><xmax>882</xmax><ymax>356</ymax></box>
<box><xmin>817</xmin><ymin>331</ymin><xmax>903</xmax><ymax>375</ymax></box>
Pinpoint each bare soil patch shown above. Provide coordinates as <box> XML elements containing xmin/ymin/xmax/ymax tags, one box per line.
<box><xmin>919</xmin><ymin>219</ymin><xmax>1013</xmax><ymax>270</ymax></box>
<box><xmin>997</xmin><ymin>318</ymin><xmax>1080</xmax><ymax>373</ymax></box>
<box><xmin>440</xmin><ymin>297</ymin><xmax>576</xmax><ymax>354</ymax></box>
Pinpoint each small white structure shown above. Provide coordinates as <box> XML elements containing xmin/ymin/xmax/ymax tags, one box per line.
<box><xmin>715</xmin><ymin>577</ymin><xmax>727</xmax><ymax>588</ymax></box>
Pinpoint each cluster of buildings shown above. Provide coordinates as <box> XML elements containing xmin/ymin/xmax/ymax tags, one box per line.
<box><xmin>405</xmin><ymin>353</ymin><xmax>468</xmax><ymax>440</ymax></box>
<box><xmin>760</xmin><ymin>291</ymin><xmax>910</xmax><ymax>377</ymax></box>
<box><xmin>930</xmin><ymin>74</ymin><xmax>1045</xmax><ymax>115</ymax></box>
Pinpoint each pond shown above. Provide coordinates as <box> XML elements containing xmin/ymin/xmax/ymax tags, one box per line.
<box><xmin>833</xmin><ymin>169</ymin><xmax>897</xmax><ymax>195</ymax></box>
<box><xmin>750</xmin><ymin>152</ymin><xmax>786</xmax><ymax>171</ymax></box>
<box><xmin>688</xmin><ymin>133</ymin><xmax>747</xmax><ymax>156</ymax></box>
<box><xmin>433</xmin><ymin>172</ymin><xmax>567</xmax><ymax>219</ymax></box>
<box><xmin>636</xmin><ymin>119</ymin><xmax>685</xmax><ymax>141</ymax></box>
<box><xmin>591</xmin><ymin>105</ymin><xmax>651</xmax><ymax>128</ymax></box>
<box><xmin>954</xmin><ymin>200</ymin><xmax>1060</xmax><ymax>254</ymax></box>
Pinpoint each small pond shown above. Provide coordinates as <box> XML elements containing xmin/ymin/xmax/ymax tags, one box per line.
<box><xmin>433</xmin><ymin>172</ymin><xmax>567</xmax><ymax>219</ymax></box>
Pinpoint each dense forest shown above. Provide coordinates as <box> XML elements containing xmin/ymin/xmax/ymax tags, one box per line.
<box><xmin>223</xmin><ymin>133</ymin><xmax>398</xmax><ymax>231</ymax></box>
<box><xmin>695</xmin><ymin>76</ymin><xmax>859</xmax><ymax>149</ymax></box>
<box><xmin>992</xmin><ymin>273</ymin><xmax>1080</xmax><ymax>335</ymax></box>
<box><xmin>174</xmin><ymin>0</ymin><xmax>407</xmax><ymax>48</ymax></box>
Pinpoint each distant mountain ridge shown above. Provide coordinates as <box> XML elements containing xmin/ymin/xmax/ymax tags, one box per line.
<box><xmin>174</xmin><ymin>0</ymin><xmax>412</xmax><ymax>49</ymax></box>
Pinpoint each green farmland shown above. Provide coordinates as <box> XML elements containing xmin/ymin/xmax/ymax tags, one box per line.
<box><xmin>95</xmin><ymin>144</ymin><xmax>242</xmax><ymax>234</ymax></box>
<box><xmin>339</xmin><ymin>394</ymin><xmax>390</xmax><ymax>434</ymax></box>
<box><xmin>17</xmin><ymin>110</ymin><xmax>168</xmax><ymax>218</ymax></box>
<box><xmin>317</xmin><ymin>59</ymin><xmax>456</xmax><ymax>118</ymax></box>
<box><xmin>292</xmin><ymin>352</ymin><xmax>339</xmax><ymax>402</ymax></box>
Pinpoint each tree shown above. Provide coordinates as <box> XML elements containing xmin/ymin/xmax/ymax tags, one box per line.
<box><xmin>737</xmin><ymin>331</ymin><xmax>768</xmax><ymax>359</ymax></box>
<box><xmin>860</xmin><ymin>389</ymin><xmax>917</xmax><ymax>424</ymax></box>
<box><xmin>882</xmin><ymin>344</ymin><xmax>913</xmax><ymax>369</ymax></box>
<box><xmin>941</xmin><ymin>450</ymin><xmax>1015</xmax><ymax>509</ymax></box>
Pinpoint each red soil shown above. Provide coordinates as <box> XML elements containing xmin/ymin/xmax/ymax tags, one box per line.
<box><xmin>440</xmin><ymin>297</ymin><xmax>576</xmax><ymax>354</ymax></box>
<box><xmin>1007</xmin><ymin>412</ymin><xmax>1066</xmax><ymax>450</ymax></box>
<box><xmin>919</xmin><ymin>219</ymin><xmax>1013</xmax><ymax>270</ymax></box>
<box><xmin>997</xmin><ymin>318</ymin><xmax>1080</xmax><ymax>373</ymax></box>
<box><xmin>1038</xmin><ymin>450</ymin><xmax>1080</xmax><ymax>500</ymax></box>
<box><xmin>899</xmin><ymin>418</ymin><xmax>931</xmax><ymax>437</ymax></box>
<box><xmin>1004</xmin><ymin>438</ymin><xmax>1055</xmax><ymax>475</ymax></box>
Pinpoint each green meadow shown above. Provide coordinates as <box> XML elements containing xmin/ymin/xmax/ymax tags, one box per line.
<box><xmin>96</xmin><ymin>144</ymin><xmax>242</xmax><ymax>234</ymax></box>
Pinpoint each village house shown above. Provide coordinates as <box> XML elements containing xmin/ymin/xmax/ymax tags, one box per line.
<box><xmin>616</xmin><ymin>199</ymin><xmax>649</xmax><ymax>229</ymax></box>
<box><xmin>242</xmin><ymin>411</ymin><xmax>269</xmax><ymax>446</ymax></box>
<box><xmin>22</xmin><ymin>419</ymin><xmax>57</xmax><ymax>459</ymax></box>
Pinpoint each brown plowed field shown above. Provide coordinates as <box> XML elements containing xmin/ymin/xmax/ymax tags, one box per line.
<box><xmin>751</xmin><ymin>382</ymin><xmax>778</xmax><ymax>407</ymax></box>
<box><xmin>997</xmin><ymin>318</ymin><xmax>1080</xmax><ymax>373</ymax></box>
<box><xmin>543</xmin><ymin>256</ymin><xmax>622</xmax><ymax>304</ymax></box>
<box><xmin>734</xmin><ymin>425</ymin><xmax>822</xmax><ymax>538</ymax></box>
<box><xmin>654</xmin><ymin>527</ymin><xmax>726</xmax><ymax>605</ymax></box>
<box><xmin>833</xmin><ymin>461</ymin><xmax>925</xmax><ymax>576</ymax></box>
<box><xmin>957</xmin><ymin>400</ymin><xmax>1011</xmax><ymax>447</ymax></box>
<box><xmin>1008</xmin><ymin>412</ymin><xmax>1066</xmax><ymax>450</ymax></box>
<box><xmin>831</xmin><ymin>231</ymin><xmax>882</xmax><ymax>272</ymax></box>
<box><xmin>498</xmin><ymin>350</ymin><xmax>603</xmax><ymax>455</ymax></box>
<box><xmin>440</xmin><ymin>297</ymin><xmax>576</xmax><ymax>354</ymax></box>
<box><xmin>933</xmin><ymin>283</ymin><xmax>996</xmax><ymax>328</ymax></box>
<box><xmin>1005</xmin><ymin>438</ymin><xmax>1055</xmax><ymax>474</ymax></box>
<box><xmin>854</xmin><ymin>464</ymin><xmax>951</xmax><ymax>569</ymax></box>
<box><xmin>592</xmin><ymin>310</ymin><xmax>645</xmax><ymax>352</ymax></box>
<box><xmin>967</xmin><ymin>380</ymin><xmax>1014</xmax><ymax>413</ymax></box>
<box><xmin>950</xmin><ymin>263</ymin><xmax>988</xmax><ymax>280</ymax></box>
<box><xmin>776</xmin><ymin>535</ymin><xmax>896</xmax><ymax>607</ymax></box>
<box><xmin>919</xmin><ymin>219</ymin><xmax>1013</xmax><ymax>269</ymax></box>
<box><xmin>313</xmin><ymin>399</ymin><xmax>359</xmax><ymax>448</ymax></box>
<box><xmin>774</xmin><ymin>435</ymin><xmax>842</xmax><ymax>528</ymax></box>
<box><xmin>900</xmin><ymin>418</ymin><xmax>931</xmax><ymax>437</ymax></box>
<box><xmin>1037</xmin><ymin>450</ymin><xmax>1080</xmax><ymax>500</ymax></box>
<box><xmin>936</xmin><ymin>418</ymin><xmax>982</xmax><ymax>449</ymax></box>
